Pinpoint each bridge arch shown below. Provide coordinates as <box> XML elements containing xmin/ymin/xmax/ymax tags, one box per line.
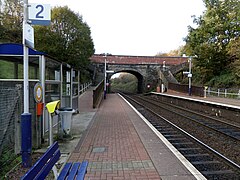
<box><xmin>109</xmin><ymin>69</ymin><xmax>144</xmax><ymax>93</ymax></box>
<box><xmin>91</xmin><ymin>54</ymin><xmax>188</xmax><ymax>93</ymax></box>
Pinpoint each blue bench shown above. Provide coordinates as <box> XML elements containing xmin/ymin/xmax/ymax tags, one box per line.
<box><xmin>21</xmin><ymin>141</ymin><xmax>88</xmax><ymax>180</ymax></box>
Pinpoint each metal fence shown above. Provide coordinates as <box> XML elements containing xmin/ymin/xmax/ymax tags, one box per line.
<box><xmin>0</xmin><ymin>86</ymin><xmax>22</xmax><ymax>171</ymax></box>
<box><xmin>205</xmin><ymin>87</ymin><xmax>240</xmax><ymax>99</ymax></box>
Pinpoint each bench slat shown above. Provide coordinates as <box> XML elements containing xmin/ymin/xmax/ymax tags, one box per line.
<box><xmin>35</xmin><ymin>149</ymin><xmax>61</xmax><ymax>180</ymax></box>
<box><xmin>21</xmin><ymin>142</ymin><xmax>59</xmax><ymax>180</ymax></box>
<box><xmin>67</xmin><ymin>162</ymin><xmax>81</xmax><ymax>180</ymax></box>
<box><xmin>76</xmin><ymin>161</ymin><xmax>88</xmax><ymax>180</ymax></box>
<box><xmin>57</xmin><ymin>163</ymin><xmax>72</xmax><ymax>180</ymax></box>
<box><xmin>22</xmin><ymin>141</ymin><xmax>88</xmax><ymax>180</ymax></box>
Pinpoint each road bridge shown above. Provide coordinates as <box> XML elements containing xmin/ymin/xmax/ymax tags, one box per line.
<box><xmin>90</xmin><ymin>54</ymin><xmax>188</xmax><ymax>93</ymax></box>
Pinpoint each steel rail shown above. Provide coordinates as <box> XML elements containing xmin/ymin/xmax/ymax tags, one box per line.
<box><xmin>137</xmin><ymin>95</ymin><xmax>240</xmax><ymax>141</ymax></box>
<box><xmin>121</xmin><ymin>93</ymin><xmax>240</xmax><ymax>173</ymax></box>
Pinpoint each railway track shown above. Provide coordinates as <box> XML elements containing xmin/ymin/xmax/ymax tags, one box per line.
<box><xmin>120</xmin><ymin>93</ymin><xmax>240</xmax><ymax>179</ymax></box>
<box><xmin>142</xmin><ymin>95</ymin><xmax>240</xmax><ymax>141</ymax></box>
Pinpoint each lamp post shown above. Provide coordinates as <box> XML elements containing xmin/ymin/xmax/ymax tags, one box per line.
<box><xmin>183</xmin><ymin>54</ymin><xmax>194</xmax><ymax>96</ymax></box>
<box><xmin>104</xmin><ymin>54</ymin><xmax>107</xmax><ymax>99</ymax></box>
<box><xmin>188</xmin><ymin>57</ymin><xmax>192</xmax><ymax>96</ymax></box>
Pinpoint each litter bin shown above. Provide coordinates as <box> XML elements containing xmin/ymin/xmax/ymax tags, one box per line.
<box><xmin>57</xmin><ymin>107</ymin><xmax>75</xmax><ymax>137</ymax></box>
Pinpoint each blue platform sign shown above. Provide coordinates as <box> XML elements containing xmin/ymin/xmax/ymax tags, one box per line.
<box><xmin>28</xmin><ymin>3</ymin><xmax>51</xmax><ymax>26</ymax></box>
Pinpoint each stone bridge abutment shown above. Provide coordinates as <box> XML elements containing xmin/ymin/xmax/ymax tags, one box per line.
<box><xmin>90</xmin><ymin>55</ymin><xmax>188</xmax><ymax>93</ymax></box>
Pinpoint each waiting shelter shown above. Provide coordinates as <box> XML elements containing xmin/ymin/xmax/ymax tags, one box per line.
<box><xmin>0</xmin><ymin>43</ymin><xmax>80</xmax><ymax>153</ymax></box>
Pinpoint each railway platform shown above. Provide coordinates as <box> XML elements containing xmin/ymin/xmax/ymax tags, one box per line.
<box><xmin>165</xmin><ymin>90</ymin><xmax>240</xmax><ymax>107</ymax></box>
<box><xmin>67</xmin><ymin>89</ymin><xmax>204</xmax><ymax>180</ymax></box>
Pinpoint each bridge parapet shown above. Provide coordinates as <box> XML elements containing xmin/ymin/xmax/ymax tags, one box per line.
<box><xmin>91</xmin><ymin>54</ymin><xmax>187</xmax><ymax>65</ymax></box>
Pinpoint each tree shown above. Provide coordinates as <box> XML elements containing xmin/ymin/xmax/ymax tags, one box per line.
<box><xmin>0</xmin><ymin>0</ymin><xmax>23</xmax><ymax>43</ymax></box>
<box><xmin>156</xmin><ymin>46</ymin><xmax>184</xmax><ymax>57</ymax></box>
<box><xmin>227</xmin><ymin>37</ymin><xmax>240</xmax><ymax>82</ymax></box>
<box><xmin>35</xmin><ymin>6</ymin><xmax>95</xmax><ymax>69</ymax></box>
<box><xmin>184</xmin><ymin>0</ymin><xmax>240</xmax><ymax>84</ymax></box>
<box><xmin>111</xmin><ymin>73</ymin><xmax>137</xmax><ymax>93</ymax></box>
<box><xmin>0</xmin><ymin>3</ymin><xmax>95</xmax><ymax>71</ymax></box>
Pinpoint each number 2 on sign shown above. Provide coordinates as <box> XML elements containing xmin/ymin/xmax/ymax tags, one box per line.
<box><xmin>36</xmin><ymin>5</ymin><xmax>44</xmax><ymax>18</ymax></box>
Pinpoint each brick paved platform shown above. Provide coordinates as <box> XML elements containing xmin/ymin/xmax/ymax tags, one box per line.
<box><xmin>69</xmin><ymin>89</ymin><xmax>239</xmax><ymax>179</ymax></box>
<box><xmin>69</xmin><ymin>94</ymin><xmax>161</xmax><ymax>179</ymax></box>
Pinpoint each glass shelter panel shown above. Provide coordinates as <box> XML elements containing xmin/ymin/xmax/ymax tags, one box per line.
<box><xmin>62</xmin><ymin>67</ymin><xmax>71</xmax><ymax>107</ymax></box>
<box><xmin>0</xmin><ymin>59</ymin><xmax>15</xmax><ymax>79</ymax></box>
<box><xmin>0</xmin><ymin>56</ymin><xmax>39</xmax><ymax>79</ymax></box>
<box><xmin>72</xmin><ymin>70</ymin><xmax>79</xmax><ymax>110</ymax></box>
<box><xmin>45</xmin><ymin>58</ymin><xmax>61</xmax><ymax>81</ymax></box>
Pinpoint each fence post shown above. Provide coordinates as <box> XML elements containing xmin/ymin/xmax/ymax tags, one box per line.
<box><xmin>218</xmin><ymin>89</ymin><xmax>220</xmax><ymax>96</ymax></box>
<box><xmin>225</xmin><ymin>89</ymin><xmax>227</xmax><ymax>98</ymax></box>
<box><xmin>204</xmin><ymin>87</ymin><xmax>207</xmax><ymax>98</ymax></box>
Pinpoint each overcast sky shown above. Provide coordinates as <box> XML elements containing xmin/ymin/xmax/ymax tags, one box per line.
<box><xmin>29</xmin><ymin>0</ymin><xmax>206</xmax><ymax>56</ymax></box>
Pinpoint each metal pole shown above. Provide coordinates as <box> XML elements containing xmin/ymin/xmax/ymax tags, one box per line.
<box><xmin>77</xmin><ymin>70</ymin><xmax>80</xmax><ymax>111</ymax></box>
<box><xmin>188</xmin><ymin>57</ymin><xmax>192</xmax><ymax>96</ymax></box>
<box><xmin>60</xmin><ymin>64</ymin><xmax>63</xmax><ymax>106</ymax></box>
<box><xmin>23</xmin><ymin>0</ymin><xmax>29</xmax><ymax>113</ymax></box>
<box><xmin>104</xmin><ymin>54</ymin><xmax>107</xmax><ymax>99</ymax></box>
<box><xmin>40</xmin><ymin>55</ymin><xmax>45</xmax><ymax>143</ymax></box>
<box><xmin>49</xmin><ymin>113</ymin><xmax>53</xmax><ymax>145</ymax></box>
<box><xmin>70</xmin><ymin>68</ymin><xmax>73</xmax><ymax>108</ymax></box>
<box><xmin>21</xmin><ymin>0</ymin><xmax>32</xmax><ymax>167</ymax></box>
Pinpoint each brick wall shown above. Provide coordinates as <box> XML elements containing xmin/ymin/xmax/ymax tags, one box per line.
<box><xmin>90</xmin><ymin>54</ymin><xmax>187</xmax><ymax>65</ymax></box>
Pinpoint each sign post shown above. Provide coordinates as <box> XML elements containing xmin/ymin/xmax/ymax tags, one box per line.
<box><xmin>21</xmin><ymin>0</ymin><xmax>32</xmax><ymax>168</ymax></box>
<box><xmin>21</xmin><ymin>0</ymin><xmax>51</xmax><ymax>168</ymax></box>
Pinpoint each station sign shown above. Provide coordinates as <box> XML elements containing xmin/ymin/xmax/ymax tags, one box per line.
<box><xmin>28</xmin><ymin>3</ymin><xmax>51</xmax><ymax>26</ymax></box>
<box><xmin>24</xmin><ymin>23</ymin><xmax>34</xmax><ymax>48</ymax></box>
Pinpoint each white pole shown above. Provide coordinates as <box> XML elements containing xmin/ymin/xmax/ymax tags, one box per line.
<box><xmin>49</xmin><ymin>113</ymin><xmax>53</xmax><ymax>145</ymax></box>
<box><xmin>60</xmin><ymin>64</ymin><xmax>63</xmax><ymax>106</ymax></box>
<box><xmin>77</xmin><ymin>70</ymin><xmax>80</xmax><ymax>111</ymax></box>
<box><xmin>188</xmin><ymin>57</ymin><xmax>192</xmax><ymax>96</ymax></box>
<box><xmin>70</xmin><ymin>68</ymin><xmax>73</xmax><ymax>108</ymax></box>
<box><xmin>104</xmin><ymin>54</ymin><xmax>107</xmax><ymax>99</ymax></box>
<box><xmin>23</xmin><ymin>0</ymin><xmax>29</xmax><ymax>113</ymax></box>
<box><xmin>21</xmin><ymin>0</ymin><xmax>32</xmax><ymax>168</ymax></box>
<box><xmin>204</xmin><ymin>87</ymin><xmax>207</xmax><ymax>98</ymax></box>
<box><xmin>40</xmin><ymin>55</ymin><xmax>45</xmax><ymax>140</ymax></box>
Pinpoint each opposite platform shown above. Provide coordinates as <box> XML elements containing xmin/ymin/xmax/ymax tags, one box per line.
<box><xmin>69</xmin><ymin>93</ymin><xmax>199</xmax><ymax>179</ymax></box>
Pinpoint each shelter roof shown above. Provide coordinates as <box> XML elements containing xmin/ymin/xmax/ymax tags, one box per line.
<box><xmin>0</xmin><ymin>43</ymin><xmax>45</xmax><ymax>55</ymax></box>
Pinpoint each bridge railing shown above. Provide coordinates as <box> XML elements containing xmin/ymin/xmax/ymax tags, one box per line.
<box><xmin>93</xmin><ymin>80</ymin><xmax>104</xmax><ymax>108</ymax></box>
